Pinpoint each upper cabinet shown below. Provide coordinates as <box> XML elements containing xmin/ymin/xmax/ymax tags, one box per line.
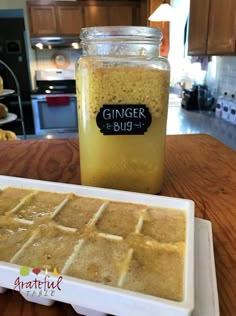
<box><xmin>83</xmin><ymin>2</ymin><xmax>140</xmax><ymax>27</ymax></box>
<box><xmin>83</xmin><ymin>6</ymin><xmax>109</xmax><ymax>27</ymax></box>
<box><xmin>56</xmin><ymin>4</ymin><xmax>83</xmax><ymax>36</ymax></box>
<box><xmin>27</xmin><ymin>1</ymin><xmax>142</xmax><ymax>38</ymax></box>
<box><xmin>27</xmin><ymin>1</ymin><xmax>83</xmax><ymax>37</ymax></box>
<box><xmin>188</xmin><ymin>0</ymin><xmax>209</xmax><ymax>55</ymax></box>
<box><xmin>109</xmin><ymin>5</ymin><xmax>134</xmax><ymax>25</ymax></box>
<box><xmin>207</xmin><ymin>0</ymin><xmax>236</xmax><ymax>54</ymax></box>
<box><xmin>188</xmin><ymin>0</ymin><xmax>236</xmax><ymax>55</ymax></box>
<box><xmin>27</xmin><ymin>4</ymin><xmax>58</xmax><ymax>36</ymax></box>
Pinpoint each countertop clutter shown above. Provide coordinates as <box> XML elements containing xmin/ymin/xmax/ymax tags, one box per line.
<box><xmin>0</xmin><ymin>134</ymin><xmax>235</xmax><ymax>316</ymax></box>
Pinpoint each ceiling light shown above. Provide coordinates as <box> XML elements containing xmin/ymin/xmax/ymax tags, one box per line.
<box><xmin>72</xmin><ymin>42</ymin><xmax>80</xmax><ymax>49</ymax></box>
<box><xmin>148</xmin><ymin>0</ymin><xmax>174</xmax><ymax>22</ymax></box>
<box><xmin>35</xmin><ymin>43</ymin><xmax>43</xmax><ymax>50</ymax></box>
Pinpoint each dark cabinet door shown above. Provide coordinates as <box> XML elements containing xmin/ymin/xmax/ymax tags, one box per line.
<box><xmin>28</xmin><ymin>5</ymin><xmax>58</xmax><ymax>36</ymax></box>
<box><xmin>109</xmin><ymin>6</ymin><xmax>133</xmax><ymax>25</ymax></box>
<box><xmin>188</xmin><ymin>0</ymin><xmax>210</xmax><ymax>55</ymax></box>
<box><xmin>84</xmin><ymin>2</ymin><xmax>140</xmax><ymax>28</ymax></box>
<box><xmin>84</xmin><ymin>6</ymin><xmax>109</xmax><ymax>27</ymax></box>
<box><xmin>207</xmin><ymin>0</ymin><xmax>236</xmax><ymax>54</ymax></box>
<box><xmin>56</xmin><ymin>5</ymin><xmax>84</xmax><ymax>35</ymax></box>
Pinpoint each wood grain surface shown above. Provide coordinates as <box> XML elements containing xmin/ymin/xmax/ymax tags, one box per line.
<box><xmin>0</xmin><ymin>138</ymin><xmax>81</xmax><ymax>185</ymax></box>
<box><xmin>0</xmin><ymin>134</ymin><xmax>235</xmax><ymax>316</ymax></box>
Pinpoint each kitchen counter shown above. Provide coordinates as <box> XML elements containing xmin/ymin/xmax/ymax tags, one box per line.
<box><xmin>0</xmin><ymin>134</ymin><xmax>235</xmax><ymax>316</ymax></box>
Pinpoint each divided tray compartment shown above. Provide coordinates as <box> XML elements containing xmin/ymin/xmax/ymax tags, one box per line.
<box><xmin>0</xmin><ymin>175</ymin><xmax>194</xmax><ymax>316</ymax></box>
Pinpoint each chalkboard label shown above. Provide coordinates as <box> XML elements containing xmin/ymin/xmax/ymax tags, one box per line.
<box><xmin>96</xmin><ymin>104</ymin><xmax>152</xmax><ymax>135</ymax></box>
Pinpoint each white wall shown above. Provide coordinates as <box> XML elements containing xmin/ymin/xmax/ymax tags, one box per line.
<box><xmin>168</xmin><ymin>0</ymin><xmax>191</xmax><ymax>87</ymax></box>
<box><xmin>169</xmin><ymin>0</ymin><xmax>190</xmax><ymax>60</ymax></box>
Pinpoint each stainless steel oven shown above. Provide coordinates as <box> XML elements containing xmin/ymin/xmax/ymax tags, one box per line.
<box><xmin>31</xmin><ymin>69</ymin><xmax>78</xmax><ymax>135</ymax></box>
<box><xmin>31</xmin><ymin>94</ymin><xmax>77</xmax><ymax>135</ymax></box>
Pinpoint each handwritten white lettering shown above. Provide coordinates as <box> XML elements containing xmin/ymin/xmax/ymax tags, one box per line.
<box><xmin>103</xmin><ymin>108</ymin><xmax>146</xmax><ymax>120</ymax></box>
<box><xmin>113</xmin><ymin>122</ymin><xmax>132</xmax><ymax>132</ymax></box>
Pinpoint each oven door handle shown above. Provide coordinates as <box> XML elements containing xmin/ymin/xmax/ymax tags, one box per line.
<box><xmin>31</xmin><ymin>95</ymin><xmax>46</xmax><ymax>101</ymax></box>
<box><xmin>31</xmin><ymin>94</ymin><xmax>76</xmax><ymax>101</ymax></box>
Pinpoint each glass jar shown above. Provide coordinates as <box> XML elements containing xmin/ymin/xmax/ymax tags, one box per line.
<box><xmin>76</xmin><ymin>26</ymin><xmax>170</xmax><ymax>194</ymax></box>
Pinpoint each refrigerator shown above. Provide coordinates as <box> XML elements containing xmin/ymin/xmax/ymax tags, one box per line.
<box><xmin>0</xmin><ymin>17</ymin><xmax>34</xmax><ymax>134</ymax></box>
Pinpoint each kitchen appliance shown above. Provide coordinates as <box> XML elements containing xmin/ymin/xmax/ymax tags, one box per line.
<box><xmin>182</xmin><ymin>85</ymin><xmax>214</xmax><ymax>111</ymax></box>
<box><xmin>31</xmin><ymin>69</ymin><xmax>78</xmax><ymax>135</ymax></box>
<box><xmin>0</xmin><ymin>16</ymin><xmax>34</xmax><ymax>134</ymax></box>
<box><xmin>31</xmin><ymin>36</ymin><xmax>81</xmax><ymax>49</ymax></box>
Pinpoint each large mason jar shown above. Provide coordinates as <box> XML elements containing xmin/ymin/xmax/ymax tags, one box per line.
<box><xmin>76</xmin><ymin>26</ymin><xmax>170</xmax><ymax>194</ymax></box>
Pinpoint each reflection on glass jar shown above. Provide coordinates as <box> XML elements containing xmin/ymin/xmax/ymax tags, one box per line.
<box><xmin>76</xmin><ymin>26</ymin><xmax>170</xmax><ymax>194</ymax></box>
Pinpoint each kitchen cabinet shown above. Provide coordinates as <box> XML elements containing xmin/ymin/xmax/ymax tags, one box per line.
<box><xmin>207</xmin><ymin>0</ymin><xmax>236</xmax><ymax>54</ymax></box>
<box><xmin>188</xmin><ymin>0</ymin><xmax>236</xmax><ymax>55</ymax></box>
<box><xmin>83</xmin><ymin>2</ymin><xmax>139</xmax><ymax>27</ymax></box>
<box><xmin>83</xmin><ymin>5</ymin><xmax>134</xmax><ymax>27</ymax></box>
<box><xmin>83</xmin><ymin>6</ymin><xmax>109</xmax><ymax>27</ymax></box>
<box><xmin>56</xmin><ymin>4</ymin><xmax>83</xmax><ymax>36</ymax></box>
<box><xmin>27</xmin><ymin>1</ymin><xmax>83</xmax><ymax>37</ymax></box>
<box><xmin>188</xmin><ymin>0</ymin><xmax>209</xmax><ymax>55</ymax></box>
<box><xmin>110</xmin><ymin>6</ymin><xmax>134</xmax><ymax>25</ymax></box>
<box><xmin>27</xmin><ymin>4</ymin><xmax>57</xmax><ymax>36</ymax></box>
<box><xmin>148</xmin><ymin>0</ymin><xmax>170</xmax><ymax>57</ymax></box>
<box><xmin>27</xmin><ymin>1</ymin><xmax>141</xmax><ymax>38</ymax></box>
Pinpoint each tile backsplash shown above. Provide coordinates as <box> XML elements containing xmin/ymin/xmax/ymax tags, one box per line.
<box><xmin>215</xmin><ymin>56</ymin><xmax>236</xmax><ymax>96</ymax></box>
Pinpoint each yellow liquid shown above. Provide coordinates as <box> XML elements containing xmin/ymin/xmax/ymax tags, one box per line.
<box><xmin>76</xmin><ymin>57</ymin><xmax>170</xmax><ymax>194</ymax></box>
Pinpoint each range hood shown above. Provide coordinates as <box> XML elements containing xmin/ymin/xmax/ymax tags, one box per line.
<box><xmin>31</xmin><ymin>36</ymin><xmax>81</xmax><ymax>49</ymax></box>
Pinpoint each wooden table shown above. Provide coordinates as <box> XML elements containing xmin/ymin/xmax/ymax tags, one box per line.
<box><xmin>0</xmin><ymin>134</ymin><xmax>235</xmax><ymax>316</ymax></box>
